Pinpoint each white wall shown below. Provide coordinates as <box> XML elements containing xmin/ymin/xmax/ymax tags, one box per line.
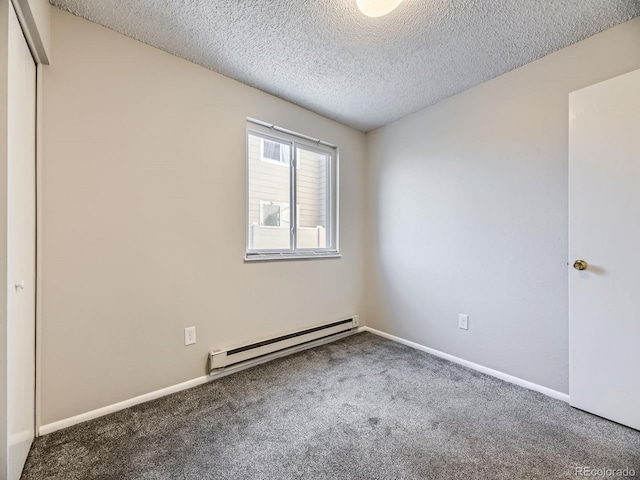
<box><xmin>40</xmin><ymin>9</ymin><xmax>366</xmax><ymax>426</ymax></box>
<box><xmin>365</xmin><ymin>16</ymin><xmax>640</xmax><ymax>394</ymax></box>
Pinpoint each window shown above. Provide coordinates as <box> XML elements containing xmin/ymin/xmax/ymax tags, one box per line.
<box><xmin>246</xmin><ymin>120</ymin><xmax>339</xmax><ymax>260</ymax></box>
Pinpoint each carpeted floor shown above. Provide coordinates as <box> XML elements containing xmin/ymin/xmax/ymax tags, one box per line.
<box><xmin>22</xmin><ymin>332</ymin><xmax>640</xmax><ymax>479</ymax></box>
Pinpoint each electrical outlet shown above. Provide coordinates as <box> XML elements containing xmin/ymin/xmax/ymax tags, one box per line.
<box><xmin>184</xmin><ymin>326</ymin><xmax>196</xmax><ymax>346</ymax></box>
<box><xmin>458</xmin><ymin>314</ymin><xmax>469</xmax><ymax>330</ymax></box>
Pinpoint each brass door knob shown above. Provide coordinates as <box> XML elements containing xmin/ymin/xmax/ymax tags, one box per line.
<box><xmin>573</xmin><ymin>260</ymin><xmax>588</xmax><ymax>271</ymax></box>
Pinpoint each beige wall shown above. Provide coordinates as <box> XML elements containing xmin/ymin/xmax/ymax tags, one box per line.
<box><xmin>40</xmin><ymin>9</ymin><xmax>366</xmax><ymax>425</ymax></box>
<box><xmin>365</xmin><ymin>17</ymin><xmax>640</xmax><ymax>394</ymax></box>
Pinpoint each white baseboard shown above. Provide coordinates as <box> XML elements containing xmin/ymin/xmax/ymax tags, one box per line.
<box><xmin>38</xmin><ymin>375</ymin><xmax>210</xmax><ymax>436</ymax></box>
<box><xmin>40</xmin><ymin>327</ymin><xmax>567</xmax><ymax>436</ymax></box>
<box><xmin>359</xmin><ymin>326</ymin><xmax>570</xmax><ymax>403</ymax></box>
<box><xmin>38</xmin><ymin>329</ymin><xmax>357</xmax><ymax>436</ymax></box>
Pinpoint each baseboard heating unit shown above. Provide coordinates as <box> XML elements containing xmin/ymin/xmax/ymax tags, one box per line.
<box><xmin>209</xmin><ymin>316</ymin><xmax>359</xmax><ymax>373</ymax></box>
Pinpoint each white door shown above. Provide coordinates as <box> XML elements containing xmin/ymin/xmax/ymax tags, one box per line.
<box><xmin>568</xmin><ymin>68</ymin><xmax>640</xmax><ymax>431</ymax></box>
<box><xmin>7</xmin><ymin>3</ymin><xmax>37</xmax><ymax>479</ymax></box>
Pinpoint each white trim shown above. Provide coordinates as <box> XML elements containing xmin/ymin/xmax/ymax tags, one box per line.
<box><xmin>38</xmin><ymin>376</ymin><xmax>211</xmax><ymax>436</ymax></box>
<box><xmin>11</xmin><ymin>0</ymin><xmax>50</xmax><ymax>65</ymax></box>
<box><xmin>35</xmin><ymin>64</ymin><xmax>44</xmax><ymax>436</ymax></box>
<box><xmin>39</xmin><ymin>327</ymin><xmax>567</xmax><ymax>436</ymax></box>
<box><xmin>358</xmin><ymin>327</ymin><xmax>570</xmax><ymax>403</ymax></box>
<box><xmin>38</xmin><ymin>330</ymin><xmax>356</xmax><ymax>436</ymax></box>
<box><xmin>244</xmin><ymin>252</ymin><xmax>340</xmax><ymax>262</ymax></box>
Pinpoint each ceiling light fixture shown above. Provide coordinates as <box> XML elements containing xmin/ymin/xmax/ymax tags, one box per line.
<box><xmin>356</xmin><ymin>0</ymin><xmax>403</xmax><ymax>17</ymax></box>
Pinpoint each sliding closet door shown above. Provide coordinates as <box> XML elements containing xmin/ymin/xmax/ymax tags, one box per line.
<box><xmin>6</xmin><ymin>3</ymin><xmax>37</xmax><ymax>479</ymax></box>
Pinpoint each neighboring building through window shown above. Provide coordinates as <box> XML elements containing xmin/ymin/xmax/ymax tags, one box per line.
<box><xmin>246</xmin><ymin>120</ymin><xmax>338</xmax><ymax>259</ymax></box>
<box><xmin>261</xmin><ymin>201</ymin><xmax>281</xmax><ymax>226</ymax></box>
<box><xmin>259</xmin><ymin>201</ymin><xmax>290</xmax><ymax>227</ymax></box>
<box><xmin>260</xmin><ymin>138</ymin><xmax>288</xmax><ymax>165</ymax></box>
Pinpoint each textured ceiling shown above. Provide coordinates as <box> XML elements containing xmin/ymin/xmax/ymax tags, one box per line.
<box><xmin>50</xmin><ymin>0</ymin><xmax>640</xmax><ymax>132</ymax></box>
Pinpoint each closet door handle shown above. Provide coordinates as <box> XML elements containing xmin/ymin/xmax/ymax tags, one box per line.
<box><xmin>573</xmin><ymin>260</ymin><xmax>588</xmax><ymax>271</ymax></box>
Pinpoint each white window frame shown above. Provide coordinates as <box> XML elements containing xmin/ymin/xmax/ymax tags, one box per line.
<box><xmin>246</xmin><ymin>119</ymin><xmax>340</xmax><ymax>261</ymax></box>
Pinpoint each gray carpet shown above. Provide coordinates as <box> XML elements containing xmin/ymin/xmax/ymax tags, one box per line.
<box><xmin>22</xmin><ymin>332</ymin><xmax>640</xmax><ymax>480</ymax></box>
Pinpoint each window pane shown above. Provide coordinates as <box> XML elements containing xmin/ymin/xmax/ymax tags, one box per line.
<box><xmin>262</xmin><ymin>139</ymin><xmax>282</xmax><ymax>162</ymax></box>
<box><xmin>248</xmin><ymin>133</ymin><xmax>291</xmax><ymax>250</ymax></box>
<box><xmin>296</xmin><ymin>146</ymin><xmax>329</xmax><ymax>249</ymax></box>
<box><xmin>261</xmin><ymin>202</ymin><xmax>280</xmax><ymax>226</ymax></box>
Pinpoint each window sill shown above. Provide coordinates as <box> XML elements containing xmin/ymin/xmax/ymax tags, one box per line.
<box><xmin>244</xmin><ymin>252</ymin><xmax>341</xmax><ymax>263</ymax></box>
